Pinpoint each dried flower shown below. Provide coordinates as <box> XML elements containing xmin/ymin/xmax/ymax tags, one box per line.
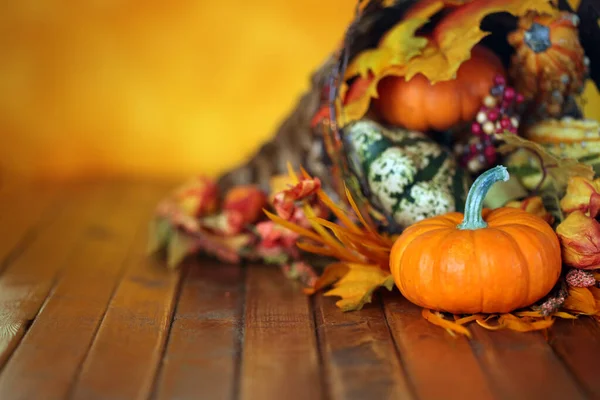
<box><xmin>172</xmin><ymin>176</ymin><xmax>219</xmax><ymax>217</ymax></box>
<box><xmin>505</xmin><ymin>196</ymin><xmax>554</xmax><ymax>224</ymax></box>
<box><xmin>566</xmin><ymin>269</ymin><xmax>597</xmax><ymax>288</ymax></box>
<box><xmin>556</xmin><ymin>211</ymin><xmax>600</xmax><ymax>270</ymax></box>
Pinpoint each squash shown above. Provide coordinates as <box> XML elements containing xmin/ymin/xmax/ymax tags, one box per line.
<box><xmin>508</xmin><ymin>11</ymin><xmax>589</xmax><ymax>117</ymax></box>
<box><xmin>373</xmin><ymin>45</ymin><xmax>506</xmax><ymax>132</ymax></box>
<box><xmin>506</xmin><ymin>117</ymin><xmax>600</xmax><ymax>190</ymax></box>
<box><xmin>343</xmin><ymin>119</ymin><xmax>470</xmax><ymax>231</ymax></box>
<box><xmin>389</xmin><ymin>165</ymin><xmax>562</xmax><ymax>314</ymax></box>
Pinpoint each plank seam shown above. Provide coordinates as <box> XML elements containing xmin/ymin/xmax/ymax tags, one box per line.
<box><xmin>310</xmin><ymin>294</ymin><xmax>330</xmax><ymax>400</ymax></box>
<box><xmin>379</xmin><ymin>293</ymin><xmax>420</xmax><ymax>400</ymax></box>
<box><xmin>147</xmin><ymin>258</ymin><xmax>190</xmax><ymax>400</ymax></box>
<box><xmin>547</xmin><ymin>329</ymin><xmax>596</xmax><ymax>399</ymax></box>
<box><xmin>62</xmin><ymin>220</ymin><xmax>160</xmax><ymax>399</ymax></box>
<box><xmin>231</xmin><ymin>264</ymin><xmax>248</xmax><ymax>400</ymax></box>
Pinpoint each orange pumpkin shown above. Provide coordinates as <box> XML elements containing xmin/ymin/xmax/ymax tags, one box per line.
<box><xmin>507</xmin><ymin>11</ymin><xmax>588</xmax><ymax>117</ymax></box>
<box><xmin>389</xmin><ymin>165</ymin><xmax>562</xmax><ymax>314</ymax></box>
<box><xmin>374</xmin><ymin>45</ymin><xmax>506</xmax><ymax>132</ymax></box>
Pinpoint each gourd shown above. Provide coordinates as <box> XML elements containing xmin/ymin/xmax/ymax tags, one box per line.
<box><xmin>389</xmin><ymin>165</ymin><xmax>562</xmax><ymax>314</ymax></box>
<box><xmin>343</xmin><ymin>119</ymin><xmax>470</xmax><ymax>231</ymax></box>
<box><xmin>506</xmin><ymin>117</ymin><xmax>600</xmax><ymax>190</ymax></box>
<box><xmin>374</xmin><ymin>45</ymin><xmax>506</xmax><ymax>132</ymax></box>
<box><xmin>507</xmin><ymin>11</ymin><xmax>589</xmax><ymax>117</ymax></box>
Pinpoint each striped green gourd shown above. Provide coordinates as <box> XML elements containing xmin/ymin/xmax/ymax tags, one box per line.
<box><xmin>342</xmin><ymin>119</ymin><xmax>470</xmax><ymax>230</ymax></box>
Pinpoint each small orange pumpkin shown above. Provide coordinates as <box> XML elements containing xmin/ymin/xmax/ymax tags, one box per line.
<box><xmin>507</xmin><ymin>11</ymin><xmax>588</xmax><ymax>117</ymax></box>
<box><xmin>374</xmin><ymin>45</ymin><xmax>506</xmax><ymax>132</ymax></box>
<box><xmin>389</xmin><ymin>165</ymin><xmax>562</xmax><ymax>314</ymax></box>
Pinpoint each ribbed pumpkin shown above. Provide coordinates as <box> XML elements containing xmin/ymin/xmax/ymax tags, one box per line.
<box><xmin>374</xmin><ymin>45</ymin><xmax>506</xmax><ymax>132</ymax></box>
<box><xmin>389</xmin><ymin>166</ymin><xmax>562</xmax><ymax>314</ymax></box>
<box><xmin>508</xmin><ymin>11</ymin><xmax>589</xmax><ymax>117</ymax></box>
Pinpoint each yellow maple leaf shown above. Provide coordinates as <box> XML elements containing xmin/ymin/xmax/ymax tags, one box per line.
<box><xmin>345</xmin><ymin>17</ymin><xmax>431</xmax><ymax>79</ymax></box>
<box><xmin>404</xmin><ymin>0</ymin><xmax>557</xmax><ymax>83</ymax></box>
<box><xmin>315</xmin><ymin>263</ymin><xmax>395</xmax><ymax>311</ymax></box>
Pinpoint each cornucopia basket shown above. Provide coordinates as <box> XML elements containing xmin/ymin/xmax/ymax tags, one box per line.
<box><xmin>150</xmin><ymin>0</ymin><xmax>600</xmax><ymax>337</ymax></box>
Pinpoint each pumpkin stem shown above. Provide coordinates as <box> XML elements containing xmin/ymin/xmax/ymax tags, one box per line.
<box><xmin>457</xmin><ymin>165</ymin><xmax>509</xmax><ymax>230</ymax></box>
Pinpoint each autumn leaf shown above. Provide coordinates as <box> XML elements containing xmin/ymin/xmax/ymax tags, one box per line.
<box><xmin>404</xmin><ymin>0</ymin><xmax>556</xmax><ymax>83</ymax></box>
<box><xmin>563</xmin><ymin>287</ymin><xmax>599</xmax><ymax>315</ymax></box>
<box><xmin>345</xmin><ymin>17</ymin><xmax>430</xmax><ymax>79</ymax></box>
<box><xmin>315</xmin><ymin>263</ymin><xmax>395</xmax><ymax>311</ymax></box>
<box><xmin>495</xmin><ymin>132</ymin><xmax>594</xmax><ymax>192</ymax></box>
<box><xmin>339</xmin><ymin>0</ymin><xmax>556</xmax><ymax>125</ymax></box>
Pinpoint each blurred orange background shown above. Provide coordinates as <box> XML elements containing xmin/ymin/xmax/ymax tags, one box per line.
<box><xmin>0</xmin><ymin>0</ymin><xmax>597</xmax><ymax>183</ymax></box>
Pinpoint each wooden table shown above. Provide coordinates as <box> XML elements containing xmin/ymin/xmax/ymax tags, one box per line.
<box><xmin>0</xmin><ymin>180</ymin><xmax>599</xmax><ymax>400</ymax></box>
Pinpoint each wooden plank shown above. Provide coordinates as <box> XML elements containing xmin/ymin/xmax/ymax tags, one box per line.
<box><xmin>471</xmin><ymin>326</ymin><xmax>587</xmax><ymax>400</ymax></box>
<box><xmin>315</xmin><ymin>293</ymin><xmax>414</xmax><ymax>400</ymax></box>
<box><xmin>0</xmin><ymin>182</ymin><xmax>166</xmax><ymax>399</ymax></box>
<box><xmin>549</xmin><ymin>318</ymin><xmax>600</xmax><ymax>398</ymax></box>
<box><xmin>69</xmin><ymin>209</ymin><xmax>183</xmax><ymax>400</ymax></box>
<box><xmin>240</xmin><ymin>265</ymin><xmax>322</xmax><ymax>400</ymax></box>
<box><xmin>0</xmin><ymin>182</ymin><xmax>60</xmax><ymax>268</ymax></box>
<box><xmin>153</xmin><ymin>259</ymin><xmax>244</xmax><ymax>400</ymax></box>
<box><xmin>0</xmin><ymin>181</ymin><xmax>123</xmax><ymax>368</ymax></box>
<box><xmin>382</xmin><ymin>292</ymin><xmax>494</xmax><ymax>400</ymax></box>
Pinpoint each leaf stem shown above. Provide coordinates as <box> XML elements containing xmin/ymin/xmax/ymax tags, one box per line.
<box><xmin>457</xmin><ymin>165</ymin><xmax>510</xmax><ymax>230</ymax></box>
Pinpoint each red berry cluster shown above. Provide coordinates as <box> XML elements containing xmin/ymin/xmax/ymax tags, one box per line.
<box><xmin>455</xmin><ymin>75</ymin><xmax>525</xmax><ymax>174</ymax></box>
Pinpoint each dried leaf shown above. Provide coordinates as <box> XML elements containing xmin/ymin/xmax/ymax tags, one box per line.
<box><xmin>497</xmin><ymin>314</ymin><xmax>554</xmax><ymax>332</ymax></box>
<box><xmin>303</xmin><ymin>262</ymin><xmax>350</xmax><ymax>295</ymax></box>
<box><xmin>422</xmin><ymin>309</ymin><xmax>472</xmax><ymax>338</ymax></box>
<box><xmin>496</xmin><ymin>132</ymin><xmax>594</xmax><ymax>192</ymax></box>
<box><xmin>321</xmin><ymin>263</ymin><xmax>395</xmax><ymax>311</ymax></box>
<box><xmin>404</xmin><ymin>0</ymin><xmax>556</xmax><ymax>83</ymax></box>
<box><xmin>563</xmin><ymin>287</ymin><xmax>599</xmax><ymax>315</ymax></box>
<box><xmin>345</xmin><ymin>17</ymin><xmax>430</xmax><ymax>79</ymax></box>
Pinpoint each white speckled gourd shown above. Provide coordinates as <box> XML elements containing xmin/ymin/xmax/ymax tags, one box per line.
<box><xmin>343</xmin><ymin>119</ymin><xmax>470</xmax><ymax>228</ymax></box>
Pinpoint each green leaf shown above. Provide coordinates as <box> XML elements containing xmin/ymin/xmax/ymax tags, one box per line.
<box><xmin>147</xmin><ymin>218</ymin><xmax>173</xmax><ymax>254</ymax></box>
<box><xmin>166</xmin><ymin>230</ymin><xmax>197</xmax><ymax>269</ymax></box>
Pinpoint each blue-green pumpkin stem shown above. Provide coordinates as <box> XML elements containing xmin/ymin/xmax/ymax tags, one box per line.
<box><xmin>457</xmin><ymin>165</ymin><xmax>509</xmax><ymax>230</ymax></box>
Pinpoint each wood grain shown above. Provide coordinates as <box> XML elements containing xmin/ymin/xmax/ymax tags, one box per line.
<box><xmin>315</xmin><ymin>293</ymin><xmax>414</xmax><ymax>400</ymax></box>
<box><xmin>549</xmin><ymin>318</ymin><xmax>600</xmax><ymax>398</ymax></box>
<box><xmin>0</xmin><ymin>182</ymin><xmax>123</xmax><ymax>368</ymax></box>
<box><xmin>0</xmin><ymin>182</ymin><xmax>60</xmax><ymax>270</ymax></box>
<box><xmin>382</xmin><ymin>292</ymin><xmax>495</xmax><ymax>400</ymax></box>
<box><xmin>0</xmin><ymin>182</ymin><xmax>165</xmax><ymax>399</ymax></box>
<box><xmin>471</xmin><ymin>326</ymin><xmax>587</xmax><ymax>400</ymax></box>
<box><xmin>240</xmin><ymin>265</ymin><xmax>322</xmax><ymax>400</ymax></box>
<box><xmin>153</xmin><ymin>259</ymin><xmax>244</xmax><ymax>400</ymax></box>
<box><xmin>68</xmin><ymin>208</ymin><xmax>182</xmax><ymax>400</ymax></box>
